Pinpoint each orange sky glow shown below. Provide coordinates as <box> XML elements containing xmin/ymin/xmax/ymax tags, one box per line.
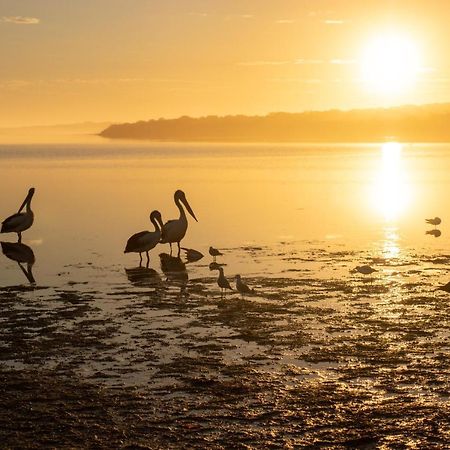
<box><xmin>1</xmin><ymin>0</ymin><xmax>449</xmax><ymax>126</ymax></box>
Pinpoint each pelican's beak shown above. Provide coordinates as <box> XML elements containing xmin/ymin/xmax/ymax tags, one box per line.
<box><xmin>182</xmin><ymin>197</ymin><xmax>198</xmax><ymax>222</ymax></box>
<box><xmin>156</xmin><ymin>214</ymin><xmax>164</xmax><ymax>229</ymax></box>
<box><xmin>18</xmin><ymin>188</ymin><xmax>35</xmax><ymax>213</ymax></box>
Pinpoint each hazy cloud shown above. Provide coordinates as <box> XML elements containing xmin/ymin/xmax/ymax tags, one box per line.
<box><xmin>295</xmin><ymin>59</ymin><xmax>324</xmax><ymax>65</ymax></box>
<box><xmin>2</xmin><ymin>16</ymin><xmax>40</xmax><ymax>25</ymax></box>
<box><xmin>238</xmin><ymin>60</ymin><xmax>291</xmax><ymax>66</ymax></box>
<box><xmin>275</xmin><ymin>19</ymin><xmax>295</xmax><ymax>24</ymax></box>
<box><xmin>323</xmin><ymin>20</ymin><xmax>346</xmax><ymax>25</ymax></box>
<box><xmin>329</xmin><ymin>59</ymin><xmax>356</xmax><ymax>65</ymax></box>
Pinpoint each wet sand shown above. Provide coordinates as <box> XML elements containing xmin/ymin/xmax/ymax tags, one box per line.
<box><xmin>1</xmin><ymin>245</ymin><xmax>450</xmax><ymax>448</ymax></box>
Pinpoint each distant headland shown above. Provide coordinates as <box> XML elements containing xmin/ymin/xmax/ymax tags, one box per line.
<box><xmin>99</xmin><ymin>103</ymin><xmax>450</xmax><ymax>143</ymax></box>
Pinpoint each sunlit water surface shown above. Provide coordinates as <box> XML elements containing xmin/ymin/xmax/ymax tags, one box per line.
<box><xmin>1</xmin><ymin>140</ymin><xmax>450</xmax><ymax>446</ymax></box>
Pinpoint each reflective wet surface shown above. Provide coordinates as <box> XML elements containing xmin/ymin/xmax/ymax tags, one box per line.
<box><xmin>1</xmin><ymin>141</ymin><xmax>450</xmax><ymax>447</ymax></box>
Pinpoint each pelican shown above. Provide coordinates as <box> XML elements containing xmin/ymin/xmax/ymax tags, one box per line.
<box><xmin>124</xmin><ymin>210</ymin><xmax>163</xmax><ymax>266</ymax></box>
<box><xmin>354</xmin><ymin>265</ymin><xmax>377</xmax><ymax>276</ymax></box>
<box><xmin>215</xmin><ymin>266</ymin><xmax>232</xmax><ymax>294</ymax></box>
<box><xmin>1</xmin><ymin>187</ymin><xmax>35</xmax><ymax>243</ymax></box>
<box><xmin>425</xmin><ymin>217</ymin><xmax>441</xmax><ymax>228</ymax></box>
<box><xmin>235</xmin><ymin>275</ymin><xmax>255</xmax><ymax>297</ymax></box>
<box><xmin>209</xmin><ymin>246</ymin><xmax>223</xmax><ymax>261</ymax></box>
<box><xmin>161</xmin><ymin>190</ymin><xmax>198</xmax><ymax>255</ymax></box>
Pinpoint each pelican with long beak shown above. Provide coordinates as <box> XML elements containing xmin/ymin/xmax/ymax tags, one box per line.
<box><xmin>124</xmin><ymin>210</ymin><xmax>164</xmax><ymax>266</ymax></box>
<box><xmin>1</xmin><ymin>187</ymin><xmax>35</xmax><ymax>243</ymax></box>
<box><xmin>161</xmin><ymin>190</ymin><xmax>198</xmax><ymax>255</ymax></box>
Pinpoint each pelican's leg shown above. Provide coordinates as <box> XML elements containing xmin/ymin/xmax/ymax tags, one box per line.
<box><xmin>146</xmin><ymin>251</ymin><xmax>150</xmax><ymax>266</ymax></box>
<box><xmin>169</xmin><ymin>243</ymin><xmax>173</xmax><ymax>255</ymax></box>
<box><xmin>177</xmin><ymin>242</ymin><xmax>181</xmax><ymax>257</ymax></box>
<box><xmin>17</xmin><ymin>232</ymin><xmax>22</xmax><ymax>243</ymax></box>
<box><xmin>139</xmin><ymin>253</ymin><xmax>143</xmax><ymax>266</ymax></box>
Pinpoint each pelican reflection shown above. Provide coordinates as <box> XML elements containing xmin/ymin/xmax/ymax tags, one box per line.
<box><xmin>1</xmin><ymin>241</ymin><xmax>36</xmax><ymax>284</ymax></box>
<box><xmin>159</xmin><ymin>253</ymin><xmax>188</xmax><ymax>288</ymax></box>
<box><xmin>125</xmin><ymin>266</ymin><xmax>162</xmax><ymax>288</ymax></box>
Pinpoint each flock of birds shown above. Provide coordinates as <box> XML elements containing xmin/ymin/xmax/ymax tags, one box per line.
<box><xmin>0</xmin><ymin>187</ymin><xmax>255</xmax><ymax>295</ymax></box>
<box><xmin>1</xmin><ymin>187</ymin><xmax>449</xmax><ymax>294</ymax></box>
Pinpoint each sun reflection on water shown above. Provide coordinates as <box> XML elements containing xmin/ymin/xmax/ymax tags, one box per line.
<box><xmin>372</xmin><ymin>142</ymin><xmax>411</xmax><ymax>222</ymax></box>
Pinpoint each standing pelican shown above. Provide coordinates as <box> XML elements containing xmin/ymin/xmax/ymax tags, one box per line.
<box><xmin>161</xmin><ymin>190</ymin><xmax>198</xmax><ymax>255</ymax></box>
<box><xmin>426</xmin><ymin>217</ymin><xmax>441</xmax><ymax>228</ymax></box>
<box><xmin>1</xmin><ymin>187</ymin><xmax>35</xmax><ymax>243</ymax></box>
<box><xmin>124</xmin><ymin>210</ymin><xmax>163</xmax><ymax>266</ymax></box>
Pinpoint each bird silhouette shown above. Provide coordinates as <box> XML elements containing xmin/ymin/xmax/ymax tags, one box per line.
<box><xmin>209</xmin><ymin>246</ymin><xmax>223</xmax><ymax>261</ymax></box>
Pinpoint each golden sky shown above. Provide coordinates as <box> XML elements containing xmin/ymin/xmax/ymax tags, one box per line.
<box><xmin>1</xmin><ymin>0</ymin><xmax>449</xmax><ymax>126</ymax></box>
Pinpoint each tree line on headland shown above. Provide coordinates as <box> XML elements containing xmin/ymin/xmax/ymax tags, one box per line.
<box><xmin>99</xmin><ymin>103</ymin><xmax>450</xmax><ymax>142</ymax></box>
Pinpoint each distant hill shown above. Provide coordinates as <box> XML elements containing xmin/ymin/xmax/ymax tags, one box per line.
<box><xmin>99</xmin><ymin>104</ymin><xmax>450</xmax><ymax>143</ymax></box>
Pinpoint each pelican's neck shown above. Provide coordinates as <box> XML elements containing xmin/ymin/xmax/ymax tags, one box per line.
<box><xmin>175</xmin><ymin>195</ymin><xmax>187</xmax><ymax>221</ymax></box>
<box><xmin>150</xmin><ymin>215</ymin><xmax>161</xmax><ymax>232</ymax></box>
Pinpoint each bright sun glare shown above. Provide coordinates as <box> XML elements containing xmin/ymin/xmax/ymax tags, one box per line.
<box><xmin>372</xmin><ymin>142</ymin><xmax>411</xmax><ymax>222</ymax></box>
<box><xmin>361</xmin><ymin>33</ymin><xmax>421</xmax><ymax>95</ymax></box>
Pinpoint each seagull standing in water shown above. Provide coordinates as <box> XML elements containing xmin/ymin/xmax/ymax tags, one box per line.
<box><xmin>215</xmin><ymin>267</ymin><xmax>233</xmax><ymax>295</ymax></box>
<box><xmin>161</xmin><ymin>190</ymin><xmax>198</xmax><ymax>256</ymax></box>
<box><xmin>124</xmin><ymin>210</ymin><xmax>164</xmax><ymax>266</ymax></box>
<box><xmin>1</xmin><ymin>187</ymin><xmax>35</xmax><ymax>243</ymax></box>
<box><xmin>426</xmin><ymin>217</ymin><xmax>441</xmax><ymax>228</ymax></box>
<box><xmin>235</xmin><ymin>275</ymin><xmax>255</xmax><ymax>297</ymax></box>
<box><xmin>209</xmin><ymin>246</ymin><xmax>223</xmax><ymax>261</ymax></box>
<box><xmin>354</xmin><ymin>265</ymin><xmax>377</xmax><ymax>276</ymax></box>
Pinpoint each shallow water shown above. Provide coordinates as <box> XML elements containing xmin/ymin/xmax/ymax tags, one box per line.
<box><xmin>1</xmin><ymin>140</ymin><xmax>450</xmax><ymax>447</ymax></box>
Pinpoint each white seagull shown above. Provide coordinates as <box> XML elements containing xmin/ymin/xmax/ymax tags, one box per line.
<box><xmin>124</xmin><ymin>210</ymin><xmax>164</xmax><ymax>266</ymax></box>
<box><xmin>1</xmin><ymin>187</ymin><xmax>35</xmax><ymax>243</ymax></box>
<box><xmin>161</xmin><ymin>190</ymin><xmax>198</xmax><ymax>255</ymax></box>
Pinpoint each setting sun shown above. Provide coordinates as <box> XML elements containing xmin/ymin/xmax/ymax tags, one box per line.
<box><xmin>361</xmin><ymin>33</ymin><xmax>421</xmax><ymax>95</ymax></box>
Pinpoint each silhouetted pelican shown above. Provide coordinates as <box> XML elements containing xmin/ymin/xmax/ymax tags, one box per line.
<box><xmin>124</xmin><ymin>210</ymin><xmax>163</xmax><ymax>266</ymax></box>
<box><xmin>354</xmin><ymin>265</ymin><xmax>377</xmax><ymax>276</ymax></box>
<box><xmin>161</xmin><ymin>190</ymin><xmax>198</xmax><ymax>255</ymax></box>
<box><xmin>1</xmin><ymin>241</ymin><xmax>35</xmax><ymax>284</ymax></box>
<box><xmin>1</xmin><ymin>187</ymin><xmax>35</xmax><ymax>243</ymax></box>
<box><xmin>235</xmin><ymin>275</ymin><xmax>255</xmax><ymax>297</ymax></box>
<box><xmin>426</xmin><ymin>229</ymin><xmax>442</xmax><ymax>238</ymax></box>
<box><xmin>215</xmin><ymin>267</ymin><xmax>232</xmax><ymax>294</ymax></box>
<box><xmin>426</xmin><ymin>217</ymin><xmax>441</xmax><ymax>228</ymax></box>
<box><xmin>181</xmin><ymin>247</ymin><xmax>204</xmax><ymax>263</ymax></box>
<box><xmin>209</xmin><ymin>246</ymin><xmax>223</xmax><ymax>261</ymax></box>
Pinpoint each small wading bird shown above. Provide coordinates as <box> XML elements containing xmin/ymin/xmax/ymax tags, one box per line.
<box><xmin>1</xmin><ymin>187</ymin><xmax>35</xmax><ymax>243</ymax></box>
<box><xmin>209</xmin><ymin>246</ymin><xmax>223</xmax><ymax>261</ymax></box>
<box><xmin>425</xmin><ymin>217</ymin><xmax>442</xmax><ymax>228</ymax></box>
<box><xmin>354</xmin><ymin>265</ymin><xmax>377</xmax><ymax>276</ymax></box>
<box><xmin>215</xmin><ymin>266</ymin><xmax>233</xmax><ymax>295</ymax></box>
<box><xmin>235</xmin><ymin>274</ymin><xmax>255</xmax><ymax>297</ymax></box>
<box><xmin>161</xmin><ymin>190</ymin><xmax>198</xmax><ymax>256</ymax></box>
<box><xmin>124</xmin><ymin>210</ymin><xmax>164</xmax><ymax>266</ymax></box>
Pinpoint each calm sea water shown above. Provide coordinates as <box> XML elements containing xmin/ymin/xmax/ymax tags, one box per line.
<box><xmin>0</xmin><ymin>139</ymin><xmax>448</xmax><ymax>286</ymax></box>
